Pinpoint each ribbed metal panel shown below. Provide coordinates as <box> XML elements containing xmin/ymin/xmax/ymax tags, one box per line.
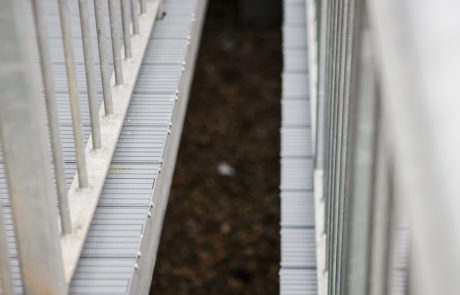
<box><xmin>281</xmin><ymin>0</ymin><xmax>317</xmax><ymax>294</ymax></box>
<box><xmin>281</xmin><ymin>158</ymin><xmax>314</xmax><ymax>191</ymax></box>
<box><xmin>281</xmin><ymin>228</ymin><xmax>317</xmax><ymax>268</ymax></box>
<box><xmin>281</xmin><ymin>191</ymin><xmax>315</xmax><ymax>227</ymax></box>
<box><xmin>284</xmin><ymin>49</ymin><xmax>308</xmax><ymax>73</ymax></box>
<box><xmin>283</xmin><ymin>73</ymin><xmax>309</xmax><ymax>98</ymax></box>
<box><xmin>280</xmin><ymin>269</ymin><xmax>318</xmax><ymax>295</ymax></box>
<box><xmin>282</xmin><ymin>100</ymin><xmax>312</xmax><ymax>127</ymax></box>
<box><xmin>281</xmin><ymin>128</ymin><xmax>313</xmax><ymax>157</ymax></box>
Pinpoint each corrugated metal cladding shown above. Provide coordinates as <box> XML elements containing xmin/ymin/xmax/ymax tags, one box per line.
<box><xmin>280</xmin><ymin>0</ymin><xmax>317</xmax><ymax>294</ymax></box>
<box><xmin>0</xmin><ymin>0</ymin><xmax>206</xmax><ymax>293</ymax></box>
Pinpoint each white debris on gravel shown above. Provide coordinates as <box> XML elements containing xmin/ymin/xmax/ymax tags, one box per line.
<box><xmin>217</xmin><ymin>161</ymin><xmax>236</xmax><ymax>177</ymax></box>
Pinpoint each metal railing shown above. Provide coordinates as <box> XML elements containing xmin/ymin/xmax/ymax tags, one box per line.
<box><xmin>307</xmin><ymin>0</ymin><xmax>460</xmax><ymax>294</ymax></box>
<box><xmin>0</xmin><ymin>0</ymin><xmax>162</xmax><ymax>293</ymax></box>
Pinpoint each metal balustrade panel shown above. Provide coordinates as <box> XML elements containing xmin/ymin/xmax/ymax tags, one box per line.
<box><xmin>0</xmin><ymin>0</ymin><xmax>205</xmax><ymax>293</ymax></box>
<box><xmin>310</xmin><ymin>0</ymin><xmax>412</xmax><ymax>293</ymax></box>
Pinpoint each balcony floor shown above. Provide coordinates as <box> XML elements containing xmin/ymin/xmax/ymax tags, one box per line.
<box><xmin>0</xmin><ymin>0</ymin><xmax>206</xmax><ymax>293</ymax></box>
<box><xmin>280</xmin><ymin>0</ymin><xmax>317</xmax><ymax>294</ymax></box>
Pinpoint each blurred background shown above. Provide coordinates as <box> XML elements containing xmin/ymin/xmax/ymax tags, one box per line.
<box><xmin>150</xmin><ymin>1</ymin><xmax>282</xmax><ymax>294</ymax></box>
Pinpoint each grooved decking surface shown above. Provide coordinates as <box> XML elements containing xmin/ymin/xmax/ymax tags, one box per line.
<box><xmin>0</xmin><ymin>0</ymin><xmax>205</xmax><ymax>293</ymax></box>
<box><xmin>280</xmin><ymin>0</ymin><xmax>317</xmax><ymax>294</ymax></box>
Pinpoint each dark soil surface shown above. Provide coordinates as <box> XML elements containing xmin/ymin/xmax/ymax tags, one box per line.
<box><xmin>150</xmin><ymin>1</ymin><xmax>281</xmax><ymax>294</ymax></box>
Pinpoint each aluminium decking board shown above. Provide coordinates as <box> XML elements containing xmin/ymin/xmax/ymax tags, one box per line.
<box><xmin>284</xmin><ymin>49</ymin><xmax>308</xmax><ymax>73</ymax></box>
<box><xmin>281</xmin><ymin>0</ymin><xmax>318</xmax><ymax>294</ymax></box>
<box><xmin>281</xmin><ymin>127</ymin><xmax>313</xmax><ymax>157</ymax></box>
<box><xmin>281</xmin><ymin>191</ymin><xmax>315</xmax><ymax>227</ymax></box>
<box><xmin>279</xmin><ymin>268</ymin><xmax>317</xmax><ymax>295</ymax></box>
<box><xmin>72</xmin><ymin>0</ymin><xmax>203</xmax><ymax>293</ymax></box>
<box><xmin>282</xmin><ymin>100</ymin><xmax>312</xmax><ymax>127</ymax></box>
<box><xmin>281</xmin><ymin>228</ymin><xmax>316</xmax><ymax>268</ymax></box>
<box><xmin>0</xmin><ymin>0</ymin><xmax>203</xmax><ymax>293</ymax></box>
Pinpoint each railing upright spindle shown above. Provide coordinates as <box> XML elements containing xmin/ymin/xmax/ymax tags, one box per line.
<box><xmin>0</xmin><ymin>1</ymin><xmax>67</xmax><ymax>292</ymax></box>
<box><xmin>31</xmin><ymin>0</ymin><xmax>72</xmax><ymax>233</ymax></box>
<box><xmin>57</xmin><ymin>0</ymin><xmax>88</xmax><ymax>188</ymax></box>
<box><xmin>157</xmin><ymin>0</ymin><xmax>164</xmax><ymax>19</ymax></box>
<box><xmin>139</xmin><ymin>0</ymin><xmax>147</xmax><ymax>14</ymax></box>
<box><xmin>121</xmin><ymin>0</ymin><xmax>133</xmax><ymax>58</ymax></box>
<box><xmin>78</xmin><ymin>0</ymin><xmax>102</xmax><ymax>150</ymax></box>
<box><xmin>131</xmin><ymin>0</ymin><xmax>140</xmax><ymax>35</ymax></box>
<box><xmin>108</xmin><ymin>0</ymin><xmax>124</xmax><ymax>85</ymax></box>
<box><xmin>94</xmin><ymin>0</ymin><xmax>114</xmax><ymax>115</ymax></box>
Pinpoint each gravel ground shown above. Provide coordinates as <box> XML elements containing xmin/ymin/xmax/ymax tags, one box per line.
<box><xmin>150</xmin><ymin>1</ymin><xmax>281</xmax><ymax>294</ymax></box>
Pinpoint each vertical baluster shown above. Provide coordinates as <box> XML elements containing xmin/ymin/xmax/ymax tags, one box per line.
<box><xmin>139</xmin><ymin>0</ymin><xmax>146</xmax><ymax>14</ymax></box>
<box><xmin>31</xmin><ymin>0</ymin><xmax>72</xmax><ymax>233</ymax></box>
<box><xmin>120</xmin><ymin>0</ymin><xmax>132</xmax><ymax>58</ymax></box>
<box><xmin>131</xmin><ymin>0</ymin><xmax>140</xmax><ymax>35</ymax></box>
<box><xmin>108</xmin><ymin>0</ymin><xmax>124</xmax><ymax>85</ymax></box>
<box><xmin>0</xmin><ymin>0</ymin><xmax>67</xmax><ymax>292</ymax></box>
<box><xmin>78</xmin><ymin>0</ymin><xmax>102</xmax><ymax>150</ymax></box>
<box><xmin>57</xmin><ymin>0</ymin><xmax>88</xmax><ymax>187</ymax></box>
<box><xmin>94</xmin><ymin>0</ymin><xmax>113</xmax><ymax>115</ymax></box>
<box><xmin>342</xmin><ymin>10</ymin><xmax>378</xmax><ymax>294</ymax></box>
<box><xmin>157</xmin><ymin>0</ymin><xmax>164</xmax><ymax>19</ymax></box>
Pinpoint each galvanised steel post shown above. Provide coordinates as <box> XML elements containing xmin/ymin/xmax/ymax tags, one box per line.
<box><xmin>342</xmin><ymin>7</ymin><xmax>379</xmax><ymax>294</ymax></box>
<box><xmin>108</xmin><ymin>0</ymin><xmax>124</xmax><ymax>85</ymax></box>
<box><xmin>94</xmin><ymin>0</ymin><xmax>114</xmax><ymax>115</ymax></box>
<box><xmin>0</xmin><ymin>0</ymin><xmax>67</xmax><ymax>293</ymax></box>
<box><xmin>31</xmin><ymin>0</ymin><xmax>72</xmax><ymax>234</ymax></box>
<box><xmin>121</xmin><ymin>0</ymin><xmax>133</xmax><ymax>58</ymax></box>
<box><xmin>78</xmin><ymin>0</ymin><xmax>102</xmax><ymax>150</ymax></box>
<box><xmin>57</xmin><ymin>0</ymin><xmax>89</xmax><ymax>188</ymax></box>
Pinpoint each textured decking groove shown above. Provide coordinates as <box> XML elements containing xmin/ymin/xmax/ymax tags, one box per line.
<box><xmin>281</xmin><ymin>0</ymin><xmax>317</xmax><ymax>294</ymax></box>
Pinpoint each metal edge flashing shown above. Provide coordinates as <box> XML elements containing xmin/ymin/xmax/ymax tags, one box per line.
<box><xmin>127</xmin><ymin>1</ymin><xmax>207</xmax><ymax>294</ymax></box>
<box><xmin>309</xmin><ymin>0</ymin><xmax>328</xmax><ymax>293</ymax></box>
<box><xmin>314</xmin><ymin>168</ymin><xmax>328</xmax><ymax>295</ymax></box>
<box><xmin>305</xmin><ymin>0</ymin><xmax>318</xmax><ymax>153</ymax></box>
<box><xmin>305</xmin><ymin>0</ymin><xmax>327</xmax><ymax>293</ymax></box>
